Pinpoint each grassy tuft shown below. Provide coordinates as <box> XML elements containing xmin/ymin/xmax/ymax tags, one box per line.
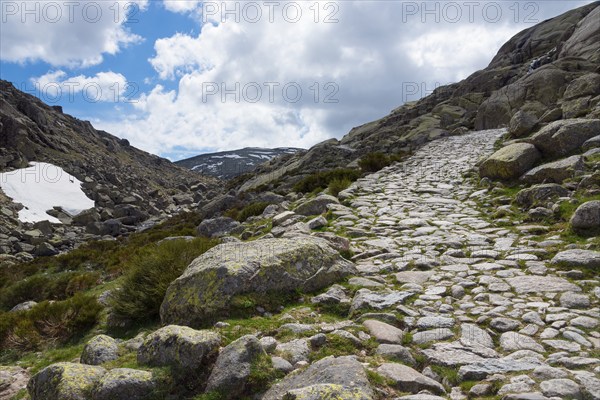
<box><xmin>0</xmin><ymin>293</ymin><xmax>102</xmax><ymax>356</ymax></box>
<box><xmin>293</xmin><ymin>169</ymin><xmax>361</xmax><ymax>194</ymax></box>
<box><xmin>110</xmin><ymin>237</ymin><xmax>218</xmax><ymax>324</ymax></box>
<box><xmin>328</xmin><ymin>178</ymin><xmax>352</xmax><ymax>197</ymax></box>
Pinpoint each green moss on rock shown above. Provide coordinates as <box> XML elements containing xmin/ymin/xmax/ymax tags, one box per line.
<box><xmin>160</xmin><ymin>238</ymin><xmax>356</xmax><ymax>327</ymax></box>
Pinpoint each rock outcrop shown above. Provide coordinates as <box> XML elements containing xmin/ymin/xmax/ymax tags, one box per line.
<box><xmin>160</xmin><ymin>237</ymin><xmax>356</xmax><ymax>326</ymax></box>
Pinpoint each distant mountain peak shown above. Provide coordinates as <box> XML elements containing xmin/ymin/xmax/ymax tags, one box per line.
<box><xmin>176</xmin><ymin>147</ymin><xmax>304</xmax><ymax>180</ymax></box>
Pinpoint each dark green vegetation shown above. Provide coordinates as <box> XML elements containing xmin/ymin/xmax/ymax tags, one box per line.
<box><xmin>0</xmin><ymin>293</ymin><xmax>102</xmax><ymax>354</ymax></box>
<box><xmin>358</xmin><ymin>152</ymin><xmax>407</xmax><ymax>173</ymax></box>
<box><xmin>292</xmin><ymin>151</ymin><xmax>409</xmax><ymax>195</ymax></box>
<box><xmin>328</xmin><ymin>177</ymin><xmax>353</xmax><ymax>196</ymax></box>
<box><xmin>223</xmin><ymin>201</ymin><xmax>271</xmax><ymax>222</ymax></box>
<box><xmin>293</xmin><ymin>168</ymin><xmax>362</xmax><ymax>194</ymax></box>
<box><xmin>0</xmin><ymin>212</ymin><xmax>216</xmax><ymax>363</ymax></box>
<box><xmin>110</xmin><ymin>237</ymin><xmax>218</xmax><ymax>324</ymax></box>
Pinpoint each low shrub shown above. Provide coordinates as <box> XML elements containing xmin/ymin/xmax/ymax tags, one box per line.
<box><xmin>328</xmin><ymin>178</ymin><xmax>352</xmax><ymax>197</ymax></box>
<box><xmin>294</xmin><ymin>169</ymin><xmax>361</xmax><ymax>193</ymax></box>
<box><xmin>0</xmin><ymin>212</ymin><xmax>206</xmax><ymax>311</ymax></box>
<box><xmin>358</xmin><ymin>151</ymin><xmax>408</xmax><ymax>173</ymax></box>
<box><xmin>226</xmin><ymin>202</ymin><xmax>271</xmax><ymax>222</ymax></box>
<box><xmin>237</xmin><ymin>202</ymin><xmax>270</xmax><ymax>222</ymax></box>
<box><xmin>0</xmin><ymin>293</ymin><xmax>102</xmax><ymax>353</ymax></box>
<box><xmin>0</xmin><ymin>272</ymin><xmax>100</xmax><ymax>311</ymax></box>
<box><xmin>110</xmin><ymin>237</ymin><xmax>218</xmax><ymax>323</ymax></box>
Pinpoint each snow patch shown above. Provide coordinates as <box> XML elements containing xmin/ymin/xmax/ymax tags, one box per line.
<box><xmin>0</xmin><ymin>162</ymin><xmax>95</xmax><ymax>223</ymax></box>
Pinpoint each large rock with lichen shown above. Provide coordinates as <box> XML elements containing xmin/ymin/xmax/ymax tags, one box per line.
<box><xmin>81</xmin><ymin>335</ymin><xmax>119</xmax><ymax>366</ymax></box>
<box><xmin>282</xmin><ymin>384</ymin><xmax>374</xmax><ymax>400</ymax></box>
<box><xmin>204</xmin><ymin>335</ymin><xmax>266</xmax><ymax>399</ymax></box>
<box><xmin>160</xmin><ymin>238</ymin><xmax>356</xmax><ymax>327</ymax></box>
<box><xmin>530</xmin><ymin>119</ymin><xmax>600</xmax><ymax>158</ymax></box>
<box><xmin>137</xmin><ymin>325</ymin><xmax>221</xmax><ymax>376</ymax></box>
<box><xmin>263</xmin><ymin>356</ymin><xmax>374</xmax><ymax>400</ymax></box>
<box><xmin>520</xmin><ymin>155</ymin><xmax>584</xmax><ymax>184</ymax></box>
<box><xmin>92</xmin><ymin>368</ymin><xmax>157</xmax><ymax>400</ymax></box>
<box><xmin>479</xmin><ymin>143</ymin><xmax>541</xmax><ymax>180</ymax></box>
<box><xmin>570</xmin><ymin>200</ymin><xmax>600</xmax><ymax>234</ymax></box>
<box><xmin>28</xmin><ymin>362</ymin><xmax>106</xmax><ymax>400</ymax></box>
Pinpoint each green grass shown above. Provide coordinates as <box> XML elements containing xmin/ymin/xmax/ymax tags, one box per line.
<box><xmin>430</xmin><ymin>365</ymin><xmax>459</xmax><ymax>386</ymax></box>
<box><xmin>0</xmin><ymin>212</ymin><xmax>217</xmax><ymax>369</ymax></box>
<box><xmin>224</xmin><ymin>202</ymin><xmax>272</xmax><ymax>222</ymax></box>
<box><xmin>309</xmin><ymin>334</ymin><xmax>377</xmax><ymax>363</ymax></box>
<box><xmin>293</xmin><ymin>168</ymin><xmax>362</xmax><ymax>194</ymax></box>
<box><xmin>401</xmin><ymin>332</ymin><xmax>413</xmax><ymax>345</ymax></box>
<box><xmin>246</xmin><ymin>351</ymin><xmax>284</xmax><ymax>393</ymax></box>
<box><xmin>10</xmin><ymin>342</ymin><xmax>85</xmax><ymax>374</ymax></box>
<box><xmin>328</xmin><ymin>178</ymin><xmax>352</xmax><ymax>197</ymax></box>
<box><xmin>0</xmin><ymin>293</ymin><xmax>102</xmax><ymax>356</ymax></box>
<box><xmin>359</xmin><ymin>152</ymin><xmax>391</xmax><ymax>173</ymax></box>
<box><xmin>0</xmin><ymin>212</ymin><xmax>205</xmax><ymax>313</ymax></box>
<box><xmin>109</xmin><ymin>237</ymin><xmax>218</xmax><ymax>325</ymax></box>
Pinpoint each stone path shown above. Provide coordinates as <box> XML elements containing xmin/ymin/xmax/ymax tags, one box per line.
<box><xmin>326</xmin><ymin>129</ymin><xmax>600</xmax><ymax>399</ymax></box>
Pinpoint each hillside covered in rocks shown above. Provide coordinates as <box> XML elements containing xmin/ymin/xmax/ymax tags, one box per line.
<box><xmin>0</xmin><ymin>80</ymin><xmax>219</xmax><ymax>259</ymax></box>
<box><xmin>1</xmin><ymin>2</ymin><xmax>600</xmax><ymax>400</ymax></box>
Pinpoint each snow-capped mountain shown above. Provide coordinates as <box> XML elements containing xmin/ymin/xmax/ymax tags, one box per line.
<box><xmin>176</xmin><ymin>147</ymin><xmax>304</xmax><ymax>180</ymax></box>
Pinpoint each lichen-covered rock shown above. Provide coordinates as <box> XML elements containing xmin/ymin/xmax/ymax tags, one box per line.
<box><xmin>563</xmin><ymin>73</ymin><xmax>600</xmax><ymax>100</ymax></box>
<box><xmin>521</xmin><ymin>155</ymin><xmax>584</xmax><ymax>184</ymax></box>
<box><xmin>363</xmin><ymin>320</ymin><xmax>404</xmax><ymax>344</ymax></box>
<box><xmin>276</xmin><ymin>339</ymin><xmax>311</xmax><ymax>365</ymax></box>
<box><xmin>28</xmin><ymin>362</ymin><xmax>106</xmax><ymax>400</ymax></box>
<box><xmin>282</xmin><ymin>383</ymin><xmax>374</xmax><ymax>399</ymax></box>
<box><xmin>93</xmin><ymin>368</ymin><xmax>156</xmax><ymax>400</ymax></box>
<box><xmin>294</xmin><ymin>195</ymin><xmax>339</xmax><ymax>216</ymax></box>
<box><xmin>196</xmin><ymin>217</ymin><xmax>241</xmax><ymax>238</ymax></box>
<box><xmin>160</xmin><ymin>238</ymin><xmax>356</xmax><ymax>326</ymax></box>
<box><xmin>377</xmin><ymin>363</ymin><xmax>446</xmax><ymax>395</ymax></box>
<box><xmin>205</xmin><ymin>335</ymin><xmax>266</xmax><ymax>399</ymax></box>
<box><xmin>137</xmin><ymin>325</ymin><xmax>220</xmax><ymax>375</ymax></box>
<box><xmin>515</xmin><ymin>184</ymin><xmax>570</xmax><ymax>207</ymax></box>
<box><xmin>0</xmin><ymin>366</ymin><xmax>30</xmax><ymax>400</ymax></box>
<box><xmin>81</xmin><ymin>335</ymin><xmax>119</xmax><ymax>366</ymax></box>
<box><xmin>530</xmin><ymin>118</ymin><xmax>600</xmax><ymax>158</ymax></box>
<box><xmin>263</xmin><ymin>356</ymin><xmax>373</xmax><ymax>400</ymax></box>
<box><xmin>583</xmin><ymin>135</ymin><xmax>600</xmax><ymax>151</ymax></box>
<box><xmin>570</xmin><ymin>200</ymin><xmax>600</xmax><ymax>234</ymax></box>
<box><xmin>479</xmin><ymin>143</ymin><xmax>541</xmax><ymax>180</ymax></box>
<box><xmin>509</xmin><ymin>110</ymin><xmax>538</xmax><ymax>138</ymax></box>
<box><xmin>551</xmin><ymin>249</ymin><xmax>600</xmax><ymax>269</ymax></box>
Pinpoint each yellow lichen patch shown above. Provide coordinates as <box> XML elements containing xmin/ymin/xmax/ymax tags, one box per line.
<box><xmin>283</xmin><ymin>383</ymin><xmax>374</xmax><ymax>400</ymax></box>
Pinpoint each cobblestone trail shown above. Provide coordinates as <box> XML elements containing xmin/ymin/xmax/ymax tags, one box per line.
<box><xmin>328</xmin><ymin>129</ymin><xmax>600</xmax><ymax>399</ymax></box>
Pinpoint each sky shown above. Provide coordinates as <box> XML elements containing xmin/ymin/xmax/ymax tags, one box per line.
<box><xmin>0</xmin><ymin>0</ymin><xmax>594</xmax><ymax>160</ymax></box>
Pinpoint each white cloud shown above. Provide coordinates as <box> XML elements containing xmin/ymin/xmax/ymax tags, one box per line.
<box><xmin>97</xmin><ymin>1</ymin><xmax>595</xmax><ymax>156</ymax></box>
<box><xmin>404</xmin><ymin>25</ymin><xmax>519</xmax><ymax>82</ymax></box>
<box><xmin>1</xmin><ymin>0</ymin><xmax>148</xmax><ymax>68</ymax></box>
<box><xmin>163</xmin><ymin>0</ymin><xmax>202</xmax><ymax>13</ymax></box>
<box><xmin>32</xmin><ymin>70</ymin><xmax>128</xmax><ymax>102</ymax></box>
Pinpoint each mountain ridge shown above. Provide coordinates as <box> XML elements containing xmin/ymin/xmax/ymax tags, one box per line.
<box><xmin>176</xmin><ymin>147</ymin><xmax>304</xmax><ymax>180</ymax></box>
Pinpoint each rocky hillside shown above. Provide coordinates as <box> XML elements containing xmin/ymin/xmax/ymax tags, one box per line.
<box><xmin>237</xmin><ymin>1</ymin><xmax>600</xmax><ymax>193</ymax></box>
<box><xmin>0</xmin><ymin>80</ymin><xmax>218</xmax><ymax>258</ymax></box>
<box><xmin>176</xmin><ymin>147</ymin><xmax>303</xmax><ymax>180</ymax></box>
<box><xmin>1</xmin><ymin>3</ymin><xmax>600</xmax><ymax>400</ymax></box>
